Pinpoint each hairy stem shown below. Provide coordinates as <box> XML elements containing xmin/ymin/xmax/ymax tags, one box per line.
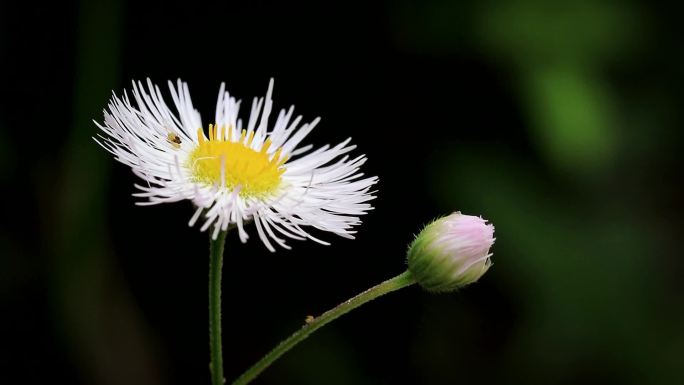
<box><xmin>209</xmin><ymin>231</ymin><xmax>228</xmax><ymax>385</ymax></box>
<box><xmin>232</xmin><ymin>270</ymin><xmax>416</xmax><ymax>385</ymax></box>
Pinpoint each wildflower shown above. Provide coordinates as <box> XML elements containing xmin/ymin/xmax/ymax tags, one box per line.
<box><xmin>95</xmin><ymin>79</ymin><xmax>377</xmax><ymax>251</ymax></box>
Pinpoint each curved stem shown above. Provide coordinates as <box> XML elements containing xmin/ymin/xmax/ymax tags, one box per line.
<box><xmin>232</xmin><ymin>270</ymin><xmax>416</xmax><ymax>385</ymax></box>
<box><xmin>209</xmin><ymin>231</ymin><xmax>228</xmax><ymax>385</ymax></box>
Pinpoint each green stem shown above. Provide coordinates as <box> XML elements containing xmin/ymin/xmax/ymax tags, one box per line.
<box><xmin>232</xmin><ymin>270</ymin><xmax>416</xmax><ymax>385</ymax></box>
<box><xmin>209</xmin><ymin>231</ymin><xmax>228</xmax><ymax>385</ymax></box>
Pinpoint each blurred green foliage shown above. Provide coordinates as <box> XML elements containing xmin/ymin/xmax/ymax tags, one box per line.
<box><xmin>524</xmin><ymin>68</ymin><xmax>617</xmax><ymax>176</ymax></box>
<box><xmin>49</xmin><ymin>1</ymin><xmax>163</xmax><ymax>385</ymax></box>
<box><xmin>477</xmin><ymin>1</ymin><xmax>636</xmax><ymax>177</ymax></box>
<box><xmin>476</xmin><ymin>1</ymin><xmax>641</xmax><ymax>65</ymax></box>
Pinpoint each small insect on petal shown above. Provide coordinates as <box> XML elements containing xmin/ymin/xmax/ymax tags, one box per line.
<box><xmin>167</xmin><ymin>132</ymin><xmax>182</xmax><ymax>149</ymax></box>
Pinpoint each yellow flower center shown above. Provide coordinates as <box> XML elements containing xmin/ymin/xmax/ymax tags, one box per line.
<box><xmin>187</xmin><ymin>124</ymin><xmax>286</xmax><ymax>198</ymax></box>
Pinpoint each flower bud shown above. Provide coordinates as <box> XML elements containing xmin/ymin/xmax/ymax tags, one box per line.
<box><xmin>407</xmin><ymin>212</ymin><xmax>494</xmax><ymax>292</ymax></box>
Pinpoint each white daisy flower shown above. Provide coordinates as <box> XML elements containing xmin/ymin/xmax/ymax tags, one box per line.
<box><xmin>94</xmin><ymin>79</ymin><xmax>378</xmax><ymax>251</ymax></box>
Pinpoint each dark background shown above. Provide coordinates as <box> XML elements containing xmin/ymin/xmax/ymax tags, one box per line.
<box><xmin>2</xmin><ymin>1</ymin><xmax>683</xmax><ymax>384</ymax></box>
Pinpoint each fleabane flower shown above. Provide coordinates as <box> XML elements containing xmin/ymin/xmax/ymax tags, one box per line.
<box><xmin>407</xmin><ymin>212</ymin><xmax>494</xmax><ymax>292</ymax></box>
<box><xmin>94</xmin><ymin>79</ymin><xmax>378</xmax><ymax>251</ymax></box>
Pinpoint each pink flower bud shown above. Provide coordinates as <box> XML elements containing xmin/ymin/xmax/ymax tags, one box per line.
<box><xmin>407</xmin><ymin>212</ymin><xmax>494</xmax><ymax>292</ymax></box>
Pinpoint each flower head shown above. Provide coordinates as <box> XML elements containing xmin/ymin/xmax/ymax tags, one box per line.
<box><xmin>95</xmin><ymin>79</ymin><xmax>377</xmax><ymax>251</ymax></box>
<box><xmin>407</xmin><ymin>212</ymin><xmax>494</xmax><ymax>292</ymax></box>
